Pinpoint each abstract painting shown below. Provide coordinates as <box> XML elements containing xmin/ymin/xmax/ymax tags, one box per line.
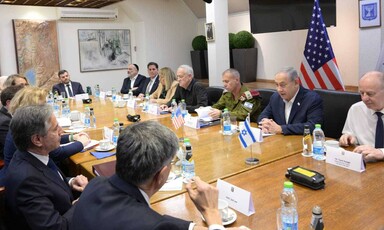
<box><xmin>13</xmin><ymin>19</ymin><xmax>60</xmax><ymax>89</ymax></box>
<box><xmin>78</xmin><ymin>29</ymin><xmax>131</xmax><ymax>72</ymax></box>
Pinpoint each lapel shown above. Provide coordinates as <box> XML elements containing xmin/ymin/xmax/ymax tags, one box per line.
<box><xmin>17</xmin><ymin>150</ymin><xmax>72</xmax><ymax>195</ymax></box>
<box><xmin>278</xmin><ymin>97</ymin><xmax>286</xmax><ymax>125</ymax></box>
<box><xmin>109</xmin><ymin>174</ymin><xmax>147</xmax><ymax>204</ymax></box>
<box><xmin>288</xmin><ymin>86</ymin><xmax>304</xmax><ymax>124</ymax></box>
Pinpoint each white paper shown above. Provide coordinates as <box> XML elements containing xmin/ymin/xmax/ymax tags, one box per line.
<box><xmin>195</xmin><ymin>106</ymin><xmax>213</xmax><ymax>121</ymax></box>
<box><xmin>326</xmin><ymin>146</ymin><xmax>366</xmax><ymax>173</ymax></box>
<box><xmin>75</xmin><ymin>93</ymin><xmax>89</xmax><ymax>101</ymax></box>
<box><xmin>83</xmin><ymin>140</ymin><xmax>99</xmax><ymax>151</ymax></box>
<box><xmin>184</xmin><ymin>114</ymin><xmax>200</xmax><ymax>129</ymax></box>
<box><xmin>159</xmin><ymin>177</ymin><xmax>183</xmax><ymax>191</ymax></box>
<box><xmin>127</xmin><ymin>99</ymin><xmax>136</xmax><ymax>108</ymax></box>
<box><xmin>147</xmin><ymin>104</ymin><xmax>160</xmax><ymax>115</ymax></box>
<box><xmin>217</xmin><ymin>179</ymin><xmax>255</xmax><ymax>216</ymax></box>
<box><xmin>103</xmin><ymin>126</ymin><xmax>113</xmax><ymax>142</ymax></box>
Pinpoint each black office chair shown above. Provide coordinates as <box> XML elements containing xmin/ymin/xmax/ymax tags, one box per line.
<box><xmin>206</xmin><ymin>86</ymin><xmax>224</xmax><ymax>106</ymax></box>
<box><xmin>257</xmin><ymin>88</ymin><xmax>276</xmax><ymax>112</ymax></box>
<box><xmin>314</xmin><ymin>88</ymin><xmax>361</xmax><ymax>139</ymax></box>
<box><xmin>0</xmin><ymin>187</ymin><xmax>6</xmax><ymax>230</ymax></box>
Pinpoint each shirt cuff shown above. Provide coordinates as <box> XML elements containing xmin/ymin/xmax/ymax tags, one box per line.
<box><xmin>68</xmin><ymin>177</ymin><xmax>74</xmax><ymax>187</ymax></box>
<box><xmin>208</xmin><ymin>224</ymin><xmax>225</xmax><ymax>230</ymax></box>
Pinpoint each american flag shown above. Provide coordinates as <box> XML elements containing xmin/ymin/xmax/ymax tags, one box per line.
<box><xmin>299</xmin><ymin>0</ymin><xmax>344</xmax><ymax>91</ymax></box>
<box><xmin>172</xmin><ymin>106</ymin><xmax>184</xmax><ymax>130</ymax></box>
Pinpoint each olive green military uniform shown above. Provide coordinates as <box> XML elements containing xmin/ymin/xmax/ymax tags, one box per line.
<box><xmin>212</xmin><ymin>85</ymin><xmax>261</xmax><ymax>121</ymax></box>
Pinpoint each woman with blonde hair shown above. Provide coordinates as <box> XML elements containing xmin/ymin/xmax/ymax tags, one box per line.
<box><xmin>0</xmin><ymin>87</ymin><xmax>90</xmax><ymax>185</ymax></box>
<box><xmin>149</xmin><ymin>67</ymin><xmax>178</xmax><ymax>105</ymax></box>
<box><xmin>2</xmin><ymin>74</ymin><xmax>30</xmax><ymax>89</ymax></box>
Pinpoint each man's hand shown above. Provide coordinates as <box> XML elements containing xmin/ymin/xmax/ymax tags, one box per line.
<box><xmin>208</xmin><ymin>108</ymin><xmax>221</xmax><ymax>120</ymax></box>
<box><xmin>160</xmin><ymin>104</ymin><xmax>169</xmax><ymax>111</ymax></box>
<box><xmin>339</xmin><ymin>133</ymin><xmax>357</xmax><ymax>147</ymax></box>
<box><xmin>354</xmin><ymin>145</ymin><xmax>384</xmax><ymax>162</ymax></box>
<box><xmin>186</xmin><ymin>176</ymin><xmax>222</xmax><ymax>226</ymax></box>
<box><xmin>70</xmin><ymin>175</ymin><xmax>88</xmax><ymax>192</ymax></box>
<box><xmin>258</xmin><ymin>118</ymin><xmax>282</xmax><ymax>134</ymax></box>
<box><xmin>75</xmin><ymin>134</ymin><xmax>91</xmax><ymax>147</ymax></box>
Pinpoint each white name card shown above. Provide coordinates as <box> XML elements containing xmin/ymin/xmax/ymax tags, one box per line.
<box><xmin>75</xmin><ymin>93</ymin><xmax>89</xmax><ymax>101</ymax></box>
<box><xmin>103</xmin><ymin>126</ymin><xmax>113</xmax><ymax>143</ymax></box>
<box><xmin>126</xmin><ymin>99</ymin><xmax>136</xmax><ymax>108</ymax></box>
<box><xmin>147</xmin><ymin>104</ymin><xmax>160</xmax><ymax>115</ymax></box>
<box><xmin>326</xmin><ymin>146</ymin><xmax>366</xmax><ymax>173</ymax></box>
<box><xmin>99</xmin><ymin>91</ymin><xmax>106</xmax><ymax>99</ymax></box>
<box><xmin>184</xmin><ymin>114</ymin><xmax>200</xmax><ymax>129</ymax></box>
<box><xmin>217</xmin><ymin>179</ymin><xmax>255</xmax><ymax>216</ymax></box>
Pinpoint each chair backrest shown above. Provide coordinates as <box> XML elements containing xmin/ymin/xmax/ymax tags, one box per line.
<box><xmin>206</xmin><ymin>86</ymin><xmax>224</xmax><ymax>106</ymax></box>
<box><xmin>0</xmin><ymin>186</ymin><xmax>6</xmax><ymax>230</ymax></box>
<box><xmin>257</xmin><ymin>88</ymin><xmax>277</xmax><ymax>112</ymax></box>
<box><xmin>314</xmin><ymin>88</ymin><xmax>361</xmax><ymax>139</ymax></box>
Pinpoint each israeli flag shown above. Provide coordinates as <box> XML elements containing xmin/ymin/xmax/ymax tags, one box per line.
<box><xmin>238</xmin><ymin>117</ymin><xmax>257</xmax><ymax>148</ymax></box>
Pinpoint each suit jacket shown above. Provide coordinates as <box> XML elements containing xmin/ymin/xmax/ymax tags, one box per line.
<box><xmin>4</xmin><ymin>150</ymin><xmax>75</xmax><ymax>230</ymax></box>
<box><xmin>71</xmin><ymin>174</ymin><xmax>190</xmax><ymax>230</ymax></box>
<box><xmin>120</xmin><ymin>74</ymin><xmax>146</xmax><ymax>96</ymax></box>
<box><xmin>52</xmin><ymin>81</ymin><xmax>85</xmax><ymax>98</ymax></box>
<box><xmin>0</xmin><ymin>106</ymin><xmax>11</xmax><ymax>159</ymax></box>
<box><xmin>138</xmin><ymin>75</ymin><xmax>160</xmax><ymax>95</ymax></box>
<box><xmin>257</xmin><ymin>86</ymin><xmax>323</xmax><ymax>135</ymax></box>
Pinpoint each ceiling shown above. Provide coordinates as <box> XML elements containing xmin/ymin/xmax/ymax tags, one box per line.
<box><xmin>183</xmin><ymin>0</ymin><xmax>249</xmax><ymax>18</ymax></box>
<box><xmin>0</xmin><ymin>0</ymin><xmax>249</xmax><ymax>16</ymax></box>
<box><xmin>0</xmin><ymin>0</ymin><xmax>123</xmax><ymax>8</ymax></box>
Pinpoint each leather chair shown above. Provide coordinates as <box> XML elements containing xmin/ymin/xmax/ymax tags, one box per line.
<box><xmin>257</xmin><ymin>88</ymin><xmax>276</xmax><ymax>112</ymax></box>
<box><xmin>314</xmin><ymin>88</ymin><xmax>361</xmax><ymax>139</ymax></box>
<box><xmin>206</xmin><ymin>86</ymin><xmax>224</xmax><ymax>106</ymax></box>
<box><xmin>0</xmin><ymin>186</ymin><xmax>5</xmax><ymax>230</ymax></box>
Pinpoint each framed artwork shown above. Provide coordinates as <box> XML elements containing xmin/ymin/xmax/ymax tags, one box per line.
<box><xmin>78</xmin><ymin>29</ymin><xmax>131</xmax><ymax>72</ymax></box>
<box><xmin>359</xmin><ymin>0</ymin><xmax>381</xmax><ymax>28</ymax></box>
<box><xmin>205</xmin><ymin>22</ymin><xmax>214</xmax><ymax>41</ymax></box>
<box><xmin>13</xmin><ymin>19</ymin><xmax>60</xmax><ymax>89</ymax></box>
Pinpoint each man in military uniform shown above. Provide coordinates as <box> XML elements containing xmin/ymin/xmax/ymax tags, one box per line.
<box><xmin>209</xmin><ymin>68</ymin><xmax>261</xmax><ymax>121</ymax></box>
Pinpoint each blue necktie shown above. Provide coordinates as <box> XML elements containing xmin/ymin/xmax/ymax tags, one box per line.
<box><xmin>66</xmin><ymin>84</ymin><xmax>73</xmax><ymax>97</ymax></box>
<box><xmin>375</xmin><ymin>112</ymin><xmax>383</xmax><ymax>148</ymax></box>
<box><xmin>47</xmin><ymin>159</ymin><xmax>63</xmax><ymax>181</ymax></box>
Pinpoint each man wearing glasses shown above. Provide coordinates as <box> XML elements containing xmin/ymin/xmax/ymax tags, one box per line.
<box><xmin>340</xmin><ymin>71</ymin><xmax>384</xmax><ymax>162</ymax></box>
<box><xmin>161</xmin><ymin>64</ymin><xmax>207</xmax><ymax>113</ymax></box>
<box><xmin>257</xmin><ymin>67</ymin><xmax>323</xmax><ymax>135</ymax></box>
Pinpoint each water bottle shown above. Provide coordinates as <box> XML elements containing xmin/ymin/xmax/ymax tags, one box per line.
<box><xmin>312</xmin><ymin>124</ymin><xmax>325</xmax><ymax>161</ymax></box>
<box><xmin>310</xmin><ymin>205</ymin><xmax>324</xmax><ymax>230</ymax></box>
<box><xmin>142</xmin><ymin>93</ymin><xmax>150</xmax><ymax>112</ymax></box>
<box><xmin>277</xmin><ymin>181</ymin><xmax>298</xmax><ymax>230</ymax></box>
<box><xmin>112</xmin><ymin>118</ymin><xmax>120</xmax><ymax>146</ymax></box>
<box><xmin>61</xmin><ymin>99</ymin><xmax>71</xmax><ymax>118</ymax></box>
<box><xmin>46</xmin><ymin>91</ymin><xmax>54</xmax><ymax>106</ymax></box>
<box><xmin>94</xmin><ymin>84</ymin><xmax>100</xmax><ymax>97</ymax></box>
<box><xmin>84</xmin><ymin>106</ymin><xmax>91</xmax><ymax>128</ymax></box>
<box><xmin>111</xmin><ymin>87</ymin><xmax>117</xmax><ymax>102</ymax></box>
<box><xmin>170</xmin><ymin>99</ymin><xmax>178</xmax><ymax>118</ymax></box>
<box><xmin>182</xmin><ymin>138</ymin><xmax>195</xmax><ymax>182</ymax></box>
<box><xmin>222</xmin><ymin>108</ymin><xmax>232</xmax><ymax>135</ymax></box>
<box><xmin>52</xmin><ymin>98</ymin><xmax>61</xmax><ymax>118</ymax></box>
<box><xmin>302</xmin><ymin>125</ymin><xmax>313</xmax><ymax>157</ymax></box>
<box><xmin>127</xmin><ymin>89</ymin><xmax>133</xmax><ymax>100</ymax></box>
<box><xmin>179</xmin><ymin>99</ymin><xmax>187</xmax><ymax>118</ymax></box>
<box><xmin>89</xmin><ymin>108</ymin><xmax>96</xmax><ymax>128</ymax></box>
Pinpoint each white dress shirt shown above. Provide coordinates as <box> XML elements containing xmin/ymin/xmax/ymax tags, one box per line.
<box><xmin>130</xmin><ymin>75</ymin><xmax>138</xmax><ymax>89</ymax></box>
<box><xmin>283</xmin><ymin>88</ymin><xmax>299</xmax><ymax>124</ymax></box>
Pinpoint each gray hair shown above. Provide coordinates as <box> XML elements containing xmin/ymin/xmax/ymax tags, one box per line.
<box><xmin>277</xmin><ymin>67</ymin><xmax>299</xmax><ymax>81</ymax></box>
<box><xmin>178</xmin><ymin>64</ymin><xmax>194</xmax><ymax>78</ymax></box>
<box><xmin>10</xmin><ymin>104</ymin><xmax>53</xmax><ymax>152</ymax></box>
<box><xmin>222</xmin><ymin>68</ymin><xmax>240</xmax><ymax>79</ymax></box>
<box><xmin>116</xmin><ymin>120</ymin><xmax>179</xmax><ymax>186</ymax></box>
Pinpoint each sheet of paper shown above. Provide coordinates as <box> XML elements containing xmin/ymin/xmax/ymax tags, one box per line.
<box><xmin>195</xmin><ymin>106</ymin><xmax>213</xmax><ymax>121</ymax></box>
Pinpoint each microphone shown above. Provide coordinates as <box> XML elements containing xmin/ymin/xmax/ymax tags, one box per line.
<box><xmin>203</xmin><ymin>0</ymin><xmax>212</xmax><ymax>3</ymax></box>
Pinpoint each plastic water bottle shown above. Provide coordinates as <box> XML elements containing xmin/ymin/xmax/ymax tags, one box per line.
<box><xmin>61</xmin><ymin>99</ymin><xmax>71</xmax><ymax>118</ymax></box>
<box><xmin>179</xmin><ymin>99</ymin><xmax>187</xmax><ymax>118</ymax></box>
<box><xmin>111</xmin><ymin>87</ymin><xmax>117</xmax><ymax>102</ymax></box>
<box><xmin>127</xmin><ymin>89</ymin><xmax>133</xmax><ymax>100</ymax></box>
<box><xmin>84</xmin><ymin>106</ymin><xmax>91</xmax><ymax>128</ymax></box>
<box><xmin>89</xmin><ymin>108</ymin><xmax>96</xmax><ymax>128</ymax></box>
<box><xmin>182</xmin><ymin>138</ymin><xmax>195</xmax><ymax>182</ymax></box>
<box><xmin>302</xmin><ymin>125</ymin><xmax>313</xmax><ymax>157</ymax></box>
<box><xmin>170</xmin><ymin>99</ymin><xmax>178</xmax><ymax>118</ymax></box>
<box><xmin>112</xmin><ymin>118</ymin><xmax>120</xmax><ymax>146</ymax></box>
<box><xmin>142</xmin><ymin>93</ymin><xmax>150</xmax><ymax>112</ymax></box>
<box><xmin>312</xmin><ymin>124</ymin><xmax>326</xmax><ymax>161</ymax></box>
<box><xmin>278</xmin><ymin>181</ymin><xmax>298</xmax><ymax>230</ymax></box>
<box><xmin>46</xmin><ymin>91</ymin><xmax>54</xmax><ymax>106</ymax></box>
<box><xmin>94</xmin><ymin>84</ymin><xmax>100</xmax><ymax>97</ymax></box>
<box><xmin>52</xmin><ymin>99</ymin><xmax>61</xmax><ymax>118</ymax></box>
<box><xmin>222</xmin><ymin>108</ymin><xmax>232</xmax><ymax>135</ymax></box>
<box><xmin>310</xmin><ymin>206</ymin><xmax>324</xmax><ymax>230</ymax></box>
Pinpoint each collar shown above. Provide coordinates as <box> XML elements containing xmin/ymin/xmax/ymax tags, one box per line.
<box><xmin>186</xmin><ymin>78</ymin><xmax>196</xmax><ymax>91</ymax></box>
<box><xmin>130</xmin><ymin>74</ymin><xmax>138</xmax><ymax>80</ymax></box>
<box><xmin>65</xmin><ymin>82</ymin><xmax>72</xmax><ymax>87</ymax></box>
<box><xmin>28</xmin><ymin>151</ymin><xmax>49</xmax><ymax>165</ymax></box>
<box><xmin>284</xmin><ymin>86</ymin><xmax>300</xmax><ymax>104</ymax></box>
<box><xmin>138</xmin><ymin>188</ymin><xmax>150</xmax><ymax>206</ymax></box>
<box><xmin>370</xmin><ymin>108</ymin><xmax>384</xmax><ymax>116</ymax></box>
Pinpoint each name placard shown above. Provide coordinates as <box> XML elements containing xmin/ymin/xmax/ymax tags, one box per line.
<box><xmin>184</xmin><ymin>115</ymin><xmax>199</xmax><ymax>129</ymax></box>
<box><xmin>75</xmin><ymin>93</ymin><xmax>89</xmax><ymax>101</ymax></box>
<box><xmin>99</xmin><ymin>91</ymin><xmax>106</xmax><ymax>99</ymax></box>
<box><xmin>147</xmin><ymin>104</ymin><xmax>160</xmax><ymax>115</ymax></box>
<box><xmin>326</xmin><ymin>146</ymin><xmax>365</xmax><ymax>173</ymax></box>
<box><xmin>126</xmin><ymin>99</ymin><xmax>136</xmax><ymax>108</ymax></box>
<box><xmin>217</xmin><ymin>179</ymin><xmax>255</xmax><ymax>216</ymax></box>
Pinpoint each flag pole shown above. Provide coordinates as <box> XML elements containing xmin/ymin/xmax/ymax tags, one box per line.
<box><xmin>245</xmin><ymin>113</ymin><xmax>259</xmax><ymax>165</ymax></box>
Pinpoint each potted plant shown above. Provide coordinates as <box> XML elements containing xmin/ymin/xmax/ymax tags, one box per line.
<box><xmin>190</xmin><ymin>35</ymin><xmax>208</xmax><ymax>79</ymax></box>
<box><xmin>232</xmin><ymin>30</ymin><xmax>257</xmax><ymax>83</ymax></box>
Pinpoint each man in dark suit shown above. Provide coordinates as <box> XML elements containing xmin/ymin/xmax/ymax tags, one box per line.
<box><xmin>0</xmin><ymin>85</ymin><xmax>23</xmax><ymax>159</ymax></box>
<box><xmin>257</xmin><ymin>67</ymin><xmax>323</xmax><ymax>135</ymax></box>
<box><xmin>4</xmin><ymin>105</ymin><xmax>88</xmax><ymax>229</ymax></box>
<box><xmin>71</xmin><ymin>121</ymin><xmax>226</xmax><ymax>230</ymax></box>
<box><xmin>138</xmin><ymin>62</ymin><xmax>160</xmax><ymax>97</ymax></box>
<box><xmin>52</xmin><ymin>70</ymin><xmax>85</xmax><ymax>98</ymax></box>
<box><xmin>120</xmin><ymin>63</ymin><xmax>146</xmax><ymax>96</ymax></box>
